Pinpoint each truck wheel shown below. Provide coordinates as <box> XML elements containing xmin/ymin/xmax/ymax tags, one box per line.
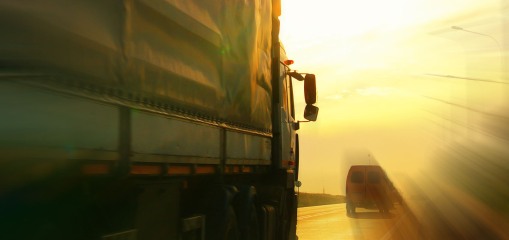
<box><xmin>232</xmin><ymin>185</ymin><xmax>260</xmax><ymax>240</ymax></box>
<box><xmin>346</xmin><ymin>202</ymin><xmax>355</xmax><ymax>216</ymax></box>
<box><xmin>246</xmin><ymin>204</ymin><xmax>260</xmax><ymax>240</ymax></box>
<box><xmin>382</xmin><ymin>206</ymin><xmax>390</xmax><ymax>215</ymax></box>
<box><xmin>204</xmin><ymin>185</ymin><xmax>239</xmax><ymax>240</ymax></box>
<box><xmin>224</xmin><ymin>206</ymin><xmax>240</xmax><ymax>240</ymax></box>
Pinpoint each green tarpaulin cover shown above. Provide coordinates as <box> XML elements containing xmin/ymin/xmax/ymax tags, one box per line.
<box><xmin>0</xmin><ymin>0</ymin><xmax>274</xmax><ymax>131</ymax></box>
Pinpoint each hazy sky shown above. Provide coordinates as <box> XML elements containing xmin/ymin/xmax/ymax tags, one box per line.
<box><xmin>279</xmin><ymin>0</ymin><xmax>507</xmax><ymax>194</ymax></box>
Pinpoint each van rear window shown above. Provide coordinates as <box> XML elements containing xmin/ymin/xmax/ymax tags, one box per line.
<box><xmin>368</xmin><ymin>171</ymin><xmax>381</xmax><ymax>183</ymax></box>
<box><xmin>351</xmin><ymin>171</ymin><xmax>364</xmax><ymax>183</ymax></box>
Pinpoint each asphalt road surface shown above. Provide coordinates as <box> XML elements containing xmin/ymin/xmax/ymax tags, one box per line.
<box><xmin>296</xmin><ymin>203</ymin><xmax>421</xmax><ymax>240</ymax></box>
<box><xmin>297</xmin><ymin>171</ymin><xmax>509</xmax><ymax>240</ymax></box>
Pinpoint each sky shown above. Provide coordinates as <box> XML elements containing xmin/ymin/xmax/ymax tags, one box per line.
<box><xmin>279</xmin><ymin>0</ymin><xmax>508</xmax><ymax>195</ymax></box>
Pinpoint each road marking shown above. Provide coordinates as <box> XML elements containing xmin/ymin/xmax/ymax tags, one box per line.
<box><xmin>297</xmin><ymin>209</ymin><xmax>340</xmax><ymax>221</ymax></box>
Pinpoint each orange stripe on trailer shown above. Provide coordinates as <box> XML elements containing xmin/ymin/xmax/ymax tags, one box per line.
<box><xmin>195</xmin><ymin>165</ymin><xmax>216</xmax><ymax>174</ymax></box>
<box><xmin>81</xmin><ymin>163</ymin><xmax>110</xmax><ymax>175</ymax></box>
<box><xmin>130</xmin><ymin>165</ymin><xmax>162</xmax><ymax>175</ymax></box>
<box><xmin>242</xmin><ymin>166</ymin><xmax>253</xmax><ymax>173</ymax></box>
<box><xmin>168</xmin><ymin>165</ymin><xmax>192</xmax><ymax>175</ymax></box>
<box><xmin>224</xmin><ymin>165</ymin><xmax>250</xmax><ymax>174</ymax></box>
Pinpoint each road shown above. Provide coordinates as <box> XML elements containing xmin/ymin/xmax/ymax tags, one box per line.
<box><xmin>296</xmin><ymin>203</ymin><xmax>421</xmax><ymax>240</ymax></box>
<box><xmin>296</xmin><ymin>170</ymin><xmax>509</xmax><ymax>240</ymax></box>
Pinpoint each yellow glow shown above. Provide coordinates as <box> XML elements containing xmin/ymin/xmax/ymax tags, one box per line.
<box><xmin>280</xmin><ymin>0</ymin><xmax>507</xmax><ymax>196</ymax></box>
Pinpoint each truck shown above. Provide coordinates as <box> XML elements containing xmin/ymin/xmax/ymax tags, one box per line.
<box><xmin>0</xmin><ymin>1</ymin><xmax>318</xmax><ymax>240</ymax></box>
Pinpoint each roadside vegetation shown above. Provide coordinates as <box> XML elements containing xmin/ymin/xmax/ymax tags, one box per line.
<box><xmin>297</xmin><ymin>193</ymin><xmax>346</xmax><ymax>208</ymax></box>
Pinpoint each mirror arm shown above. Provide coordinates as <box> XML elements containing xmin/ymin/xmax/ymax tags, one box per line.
<box><xmin>287</xmin><ymin>71</ymin><xmax>314</xmax><ymax>81</ymax></box>
<box><xmin>287</xmin><ymin>71</ymin><xmax>305</xmax><ymax>81</ymax></box>
<box><xmin>293</xmin><ymin>120</ymin><xmax>312</xmax><ymax>130</ymax></box>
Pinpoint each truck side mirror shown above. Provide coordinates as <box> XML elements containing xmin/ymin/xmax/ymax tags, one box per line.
<box><xmin>304</xmin><ymin>105</ymin><xmax>319</xmax><ymax>121</ymax></box>
<box><xmin>287</xmin><ymin>71</ymin><xmax>305</xmax><ymax>81</ymax></box>
<box><xmin>304</xmin><ymin>74</ymin><xmax>316</xmax><ymax>105</ymax></box>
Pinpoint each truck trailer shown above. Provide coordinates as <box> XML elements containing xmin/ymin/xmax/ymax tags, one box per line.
<box><xmin>0</xmin><ymin>1</ymin><xmax>318</xmax><ymax>239</ymax></box>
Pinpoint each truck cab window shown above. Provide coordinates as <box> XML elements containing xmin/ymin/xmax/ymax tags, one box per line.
<box><xmin>282</xmin><ymin>69</ymin><xmax>289</xmax><ymax>113</ymax></box>
<box><xmin>281</xmin><ymin>66</ymin><xmax>295</xmax><ymax>119</ymax></box>
<box><xmin>287</xmin><ymin>74</ymin><xmax>295</xmax><ymax>119</ymax></box>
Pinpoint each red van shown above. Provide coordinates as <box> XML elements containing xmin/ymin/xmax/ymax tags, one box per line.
<box><xmin>345</xmin><ymin>165</ymin><xmax>393</xmax><ymax>215</ymax></box>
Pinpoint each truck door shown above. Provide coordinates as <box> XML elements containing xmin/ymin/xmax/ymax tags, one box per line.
<box><xmin>366</xmin><ymin>166</ymin><xmax>391</xmax><ymax>211</ymax></box>
<box><xmin>347</xmin><ymin>166</ymin><xmax>366</xmax><ymax>203</ymax></box>
<box><xmin>280</xmin><ymin>62</ymin><xmax>296</xmax><ymax>169</ymax></box>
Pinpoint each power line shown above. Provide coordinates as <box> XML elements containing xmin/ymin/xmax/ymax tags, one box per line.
<box><xmin>425</xmin><ymin>73</ymin><xmax>509</xmax><ymax>85</ymax></box>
